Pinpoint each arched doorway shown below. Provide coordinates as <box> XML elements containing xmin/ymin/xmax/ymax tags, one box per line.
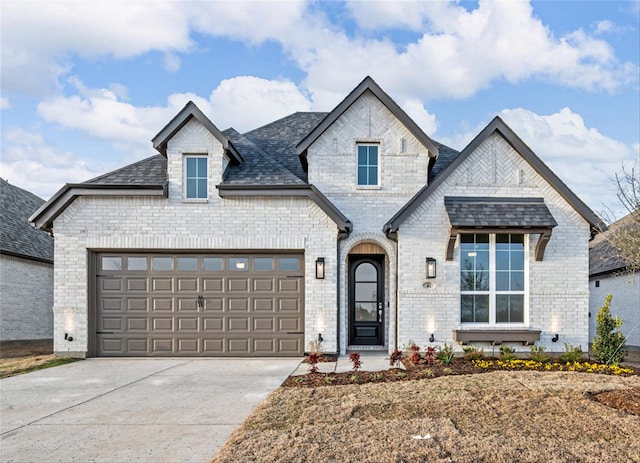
<box><xmin>348</xmin><ymin>254</ymin><xmax>384</xmax><ymax>345</ymax></box>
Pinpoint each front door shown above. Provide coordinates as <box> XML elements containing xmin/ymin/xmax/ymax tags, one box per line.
<box><xmin>348</xmin><ymin>255</ymin><xmax>384</xmax><ymax>345</ymax></box>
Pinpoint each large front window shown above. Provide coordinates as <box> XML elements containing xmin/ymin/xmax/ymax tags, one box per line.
<box><xmin>460</xmin><ymin>234</ymin><xmax>526</xmax><ymax>324</ymax></box>
<box><xmin>184</xmin><ymin>156</ymin><xmax>208</xmax><ymax>199</ymax></box>
<box><xmin>357</xmin><ymin>144</ymin><xmax>379</xmax><ymax>186</ymax></box>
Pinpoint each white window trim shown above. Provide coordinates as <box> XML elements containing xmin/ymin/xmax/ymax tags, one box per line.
<box><xmin>459</xmin><ymin>234</ymin><xmax>529</xmax><ymax>327</ymax></box>
<box><xmin>355</xmin><ymin>142</ymin><xmax>381</xmax><ymax>189</ymax></box>
<box><xmin>183</xmin><ymin>154</ymin><xmax>209</xmax><ymax>201</ymax></box>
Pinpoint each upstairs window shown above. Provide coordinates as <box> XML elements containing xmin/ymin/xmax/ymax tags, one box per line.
<box><xmin>184</xmin><ymin>156</ymin><xmax>208</xmax><ymax>199</ymax></box>
<box><xmin>357</xmin><ymin>144</ymin><xmax>379</xmax><ymax>186</ymax></box>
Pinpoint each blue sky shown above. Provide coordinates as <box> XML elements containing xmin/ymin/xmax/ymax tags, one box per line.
<box><xmin>1</xmin><ymin>0</ymin><xmax>639</xmax><ymax>221</ymax></box>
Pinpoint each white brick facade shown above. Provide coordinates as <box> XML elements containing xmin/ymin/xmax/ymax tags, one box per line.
<box><xmin>0</xmin><ymin>254</ymin><xmax>53</xmax><ymax>341</ymax></box>
<box><xmin>43</xmin><ymin>81</ymin><xmax>595</xmax><ymax>358</ymax></box>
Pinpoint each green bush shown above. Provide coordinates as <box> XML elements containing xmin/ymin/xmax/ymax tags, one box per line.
<box><xmin>592</xmin><ymin>294</ymin><xmax>626</xmax><ymax>365</ymax></box>
<box><xmin>463</xmin><ymin>345</ymin><xmax>484</xmax><ymax>361</ymax></box>
<box><xmin>558</xmin><ymin>343</ymin><xmax>584</xmax><ymax>363</ymax></box>
<box><xmin>436</xmin><ymin>343</ymin><xmax>455</xmax><ymax>365</ymax></box>
<box><xmin>499</xmin><ymin>345</ymin><xmax>518</xmax><ymax>361</ymax></box>
<box><xmin>528</xmin><ymin>345</ymin><xmax>551</xmax><ymax>364</ymax></box>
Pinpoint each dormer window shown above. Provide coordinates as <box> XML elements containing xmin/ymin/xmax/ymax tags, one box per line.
<box><xmin>184</xmin><ymin>155</ymin><xmax>208</xmax><ymax>199</ymax></box>
<box><xmin>357</xmin><ymin>144</ymin><xmax>379</xmax><ymax>187</ymax></box>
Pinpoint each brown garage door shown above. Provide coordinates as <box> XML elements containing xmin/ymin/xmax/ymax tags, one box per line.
<box><xmin>94</xmin><ymin>253</ymin><xmax>304</xmax><ymax>357</ymax></box>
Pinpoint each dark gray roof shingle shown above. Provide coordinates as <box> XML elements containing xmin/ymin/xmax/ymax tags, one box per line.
<box><xmin>85</xmin><ymin>155</ymin><xmax>167</xmax><ymax>185</ymax></box>
<box><xmin>589</xmin><ymin>212</ymin><xmax>639</xmax><ymax>276</ymax></box>
<box><xmin>431</xmin><ymin>142</ymin><xmax>460</xmax><ymax>181</ymax></box>
<box><xmin>1</xmin><ymin>179</ymin><xmax>54</xmax><ymax>262</ymax></box>
<box><xmin>444</xmin><ymin>197</ymin><xmax>558</xmax><ymax>228</ymax></box>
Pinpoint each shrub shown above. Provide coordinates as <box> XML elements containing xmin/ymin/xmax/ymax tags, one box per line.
<box><xmin>499</xmin><ymin>345</ymin><xmax>517</xmax><ymax>361</ymax></box>
<box><xmin>424</xmin><ymin>346</ymin><xmax>436</xmax><ymax>365</ymax></box>
<box><xmin>307</xmin><ymin>352</ymin><xmax>321</xmax><ymax>373</ymax></box>
<box><xmin>389</xmin><ymin>348</ymin><xmax>403</xmax><ymax>367</ymax></box>
<box><xmin>349</xmin><ymin>352</ymin><xmax>362</xmax><ymax>371</ymax></box>
<box><xmin>593</xmin><ymin>294</ymin><xmax>626</xmax><ymax>365</ymax></box>
<box><xmin>409</xmin><ymin>344</ymin><xmax>422</xmax><ymax>365</ymax></box>
<box><xmin>436</xmin><ymin>343</ymin><xmax>455</xmax><ymax>365</ymax></box>
<box><xmin>528</xmin><ymin>345</ymin><xmax>551</xmax><ymax>364</ymax></box>
<box><xmin>558</xmin><ymin>343</ymin><xmax>584</xmax><ymax>363</ymax></box>
<box><xmin>463</xmin><ymin>346</ymin><xmax>484</xmax><ymax>361</ymax></box>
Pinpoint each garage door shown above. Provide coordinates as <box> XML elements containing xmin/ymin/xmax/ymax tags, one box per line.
<box><xmin>94</xmin><ymin>253</ymin><xmax>304</xmax><ymax>357</ymax></box>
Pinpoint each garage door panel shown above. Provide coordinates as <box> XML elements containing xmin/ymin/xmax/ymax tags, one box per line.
<box><xmin>152</xmin><ymin>278</ymin><xmax>173</xmax><ymax>291</ymax></box>
<box><xmin>178</xmin><ymin>318</ymin><xmax>198</xmax><ymax>331</ymax></box>
<box><xmin>203</xmin><ymin>278</ymin><xmax>224</xmax><ymax>292</ymax></box>
<box><xmin>96</xmin><ymin>253</ymin><xmax>303</xmax><ymax>357</ymax></box>
<box><xmin>152</xmin><ymin>318</ymin><xmax>173</xmax><ymax>331</ymax></box>
<box><xmin>126</xmin><ymin>278</ymin><xmax>147</xmax><ymax>291</ymax></box>
<box><xmin>152</xmin><ymin>298</ymin><xmax>173</xmax><ymax>311</ymax></box>
<box><xmin>203</xmin><ymin>318</ymin><xmax>223</xmax><ymax>331</ymax></box>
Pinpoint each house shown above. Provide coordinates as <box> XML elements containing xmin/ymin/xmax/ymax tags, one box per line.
<box><xmin>30</xmin><ymin>76</ymin><xmax>603</xmax><ymax>358</ymax></box>
<box><xmin>1</xmin><ymin>178</ymin><xmax>54</xmax><ymax>342</ymax></box>
<box><xmin>589</xmin><ymin>212</ymin><xmax>640</xmax><ymax>350</ymax></box>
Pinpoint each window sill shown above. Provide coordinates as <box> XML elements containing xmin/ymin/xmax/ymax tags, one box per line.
<box><xmin>356</xmin><ymin>185</ymin><xmax>381</xmax><ymax>190</ymax></box>
<box><xmin>453</xmin><ymin>329</ymin><xmax>541</xmax><ymax>346</ymax></box>
<box><xmin>182</xmin><ymin>198</ymin><xmax>209</xmax><ymax>203</ymax></box>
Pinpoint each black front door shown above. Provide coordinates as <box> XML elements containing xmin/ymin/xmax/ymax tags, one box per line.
<box><xmin>349</xmin><ymin>255</ymin><xmax>384</xmax><ymax>345</ymax></box>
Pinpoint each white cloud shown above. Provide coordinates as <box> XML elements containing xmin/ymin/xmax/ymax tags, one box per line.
<box><xmin>441</xmin><ymin>107</ymin><xmax>639</xmax><ymax>216</ymax></box>
<box><xmin>0</xmin><ymin>128</ymin><xmax>116</xmax><ymax>199</ymax></box>
<box><xmin>0</xmin><ymin>97</ymin><xmax>11</xmax><ymax>110</ymax></box>
<box><xmin>209</xmin><ymin>77</ymin><xmax>312</xmax><ymax>132</ymax></box>
<box><xmin>400</xmin><ymin>99</ymin><xmax>438</xmax><ymax>136</ymax></box>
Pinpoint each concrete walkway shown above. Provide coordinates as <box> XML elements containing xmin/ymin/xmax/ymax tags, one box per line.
<box><xmin>1</xmin><ymin>358</ymin><xmax>300</xmax><ymax>463</ymax></box>
<box><xmin>291</xmin><ymin>352</ymin><xmax>404</xmax><ymax>375</ymax></box>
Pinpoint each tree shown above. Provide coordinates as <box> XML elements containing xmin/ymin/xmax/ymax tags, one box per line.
<box><xmin>592</xmin><ymin>294</ymin><xmax>626</xmax><ymax>365</ymax></box>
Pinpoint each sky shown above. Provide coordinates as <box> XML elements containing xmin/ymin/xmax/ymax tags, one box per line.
<box><xmin>1</xmin><ymin>0</ymin><xmax>639</xmax><ymax>222</ymax></box>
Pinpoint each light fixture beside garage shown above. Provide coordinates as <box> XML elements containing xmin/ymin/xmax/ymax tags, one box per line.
<box><xmin>315</xmin><ymin>257</ymin><xmax>325</xmax><ymax>279</ymax></box>
<box><xmin>426</xmin><ymin>257</ymin><xmax>436</xmax><ymax>279</ymax></box>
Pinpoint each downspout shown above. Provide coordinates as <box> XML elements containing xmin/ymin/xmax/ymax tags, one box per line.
<box><xmin>395</xmin><ymin>237</ymin><xmax>399</xmax><ymax>351</ymax></box>
<box><xmin>336</xmin><ymin>237</ymin><xmax>341</xmax><ymax>355</ymax></box>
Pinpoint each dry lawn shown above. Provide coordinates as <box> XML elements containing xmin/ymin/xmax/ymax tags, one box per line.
<box><xmin>212</xmin><ymin>371</ymin><xmax>640</xmax><ymax>463</ymax></box>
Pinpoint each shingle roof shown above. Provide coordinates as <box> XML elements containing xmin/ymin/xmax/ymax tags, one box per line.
<box><xmin>430</xmin><ymin>142</ymin><xmax>460</xmax><ymax>181</ymax></box>
<box><xmin>85</xmin><ymin>155</ymin><xmax>167</xmax><ymax>185</ymax></box>
<box><xmin>444</xmin><ymin>197</ymin><xmax>558</xmax><ymax>229</ymax></box>
<box><xmin>589</xmin><ymin>212</ymin><xmax>639</xmax><ymax>276</ymax></box>
<box><xmin>0</xmin><ymin>179</ymin><xmax>54</xmax><ymax>263</ymax></box>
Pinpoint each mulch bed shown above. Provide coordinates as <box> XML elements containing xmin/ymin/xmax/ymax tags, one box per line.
<box><xmin>589</xmin><ymin>387</ymin><xmax>640</xmax><ymax>415</ymax></box>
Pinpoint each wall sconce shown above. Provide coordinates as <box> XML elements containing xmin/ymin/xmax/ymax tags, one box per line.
<box><xmin>426</xmin><ymin>257</ymin><xmax>436</xmax><ymax>279</ymax></box>
<box><xmin>64</xmin><ymin>333</ymin><xmax>74</xmax><ymax>342</ymax></box>
<box><xmin>551</xmin><ymin>334</ymin><xmax>559</xmax><ymax>343</ymax></box>
<box><xmin>315</xmin><ymin>257</ymin><xmax>325</xmax><ymax>279</ymax></box>
<box><xmin>429</xmin><ymin>333</ymin><xmax>435</xmax><ymax>343</ymax></box>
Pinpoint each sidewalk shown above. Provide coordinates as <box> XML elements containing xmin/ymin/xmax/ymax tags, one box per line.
<box><xmin>291</xmin><ymin>352</ymin><xmax>405</xmax><ymax>376</ymax></box>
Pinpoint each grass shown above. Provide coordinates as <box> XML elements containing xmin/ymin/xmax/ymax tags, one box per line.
<box><xmin>0</xmin><ymin>355</ymin><xmax>78</xmax><ymax>379</ymax></box>
<box><xmin>211</xmin><ymin>370</ymin><xmax>640</xmax><ymax>463</ymax></box>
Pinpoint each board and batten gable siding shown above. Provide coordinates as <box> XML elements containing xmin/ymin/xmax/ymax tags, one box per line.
<box><xmin>0</xmin><ymin>254</ymin><xmax>54</xmax><ymax>341</ymax></box>
<box><xmin>306</xmin><ymin>91</ymin><xmax>432</xmax><ymax>235</ymax></box>
<box><xmin>397</xmin><ymin>132</ymin><xmax>591</xmax><ymax>351</ymax></box>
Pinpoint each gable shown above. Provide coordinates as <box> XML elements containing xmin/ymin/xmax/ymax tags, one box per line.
<box><xmin>384</xmin><ymin>116</ymin><xmax>604</xmax><ymax>237</ymax></box>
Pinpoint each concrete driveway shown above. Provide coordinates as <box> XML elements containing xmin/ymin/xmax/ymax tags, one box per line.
<box><xmin>0</xmin><ymin>358</ymin><xmax>301</xmax><ymax>463</ymax></box>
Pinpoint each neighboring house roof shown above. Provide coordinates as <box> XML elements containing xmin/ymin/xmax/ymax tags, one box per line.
<box><xmin>384</xmin><ymin>116</ymin><xmax>605</xmax><ymax>237</ymax></box>
<box><xmin>151</xmin><ymin>101</ymin><xmax>243</xmax><ymax>164</ymax></box>
<box><xmin>296</xmin><ymin>76</ymin><xmax>439</xmax><ymax>168</ymax></box>
<box><xmin>590</xmin><ymin>212</ymin><xmax>639</xmax><ymax>277</ymax></box>
<box><xmin>0</xmin><ymin>179</ymin><xmax>53</xmax><ymax>263</ymax></box>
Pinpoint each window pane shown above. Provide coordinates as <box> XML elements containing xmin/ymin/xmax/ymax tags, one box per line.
<box><xmin>186</xmin><ymin>179</ymin><xmax>196</xmax><ymax>198</ymax></box>
<box><xmin>357</xmin><ymin>166</ymin><xmax>368</xmax><ymax>185</ymax></box>
<box><xmin>203</xmin><ymin>257</ymin><xmax>223</xmax><ymax>271</ymax></box>
<box><xmin>152</xmin><ymin>257</ymin><xmax>172</xmax><ymax>271</ymax></box>
<box><xmin>511</xmin><ymin>271</ymin><xmax>525</xmax><ymax>291</ymax></box>
<box><xmin>127</xmin><ymin>257</ymin><xmax>147</xmax><ymax>271</ymax></box>
<box><xmin>178</xmin><ymin>257</ymin><xmax>197</xmax><ymax>271</ymax></box>
<box><xmin>496</xmin><ymin>271</ymin><xmax>510</xmax><ymax>291</ymax></box>
<box><xmin>461</xmin><ymin>295</ymin><xmax>489</xmax><ymax>323</ymax></box>
<box><xmin>355</xmin><ymin>263</ymin><xmax>376</xmax><ymax>281</ymax></box>
<box><xmin>511</xmin><ymin>250</ymin><xmax>524</xmax><ymax>271</ymax></box>
<box><xmin>355</xmin><ymin>282</ymin><xmax>377</xmax><ymax>301</ymax></box>
<box><xmin>496</xmin><ymin>250</ymin><xmax>509</xmax><ymax>270</ymax></box>
<box><xmin>197</xmin><ymin>157</ymin><xmax>207</xmax><ymax>174</ymax></box>
<box><xmin>229</xmin><ymin>257</ymin><xmax>248</xmax><ymax>271</ymax></box>
<box><xmin>197</xmin><ymin>178</ymin><xmax>207</xmax><ymax>198</ymax></box>
<box><xmin>496</xmin><ymin>295</ymin><xmax>524</xmax><ymax>323</ymax></box>
<box><xmin>102</xmin><ymin>257</ymin><xmax>122</xmax><ymax>271</ymax></box>
<box><xmin>368</xmin><ymin>166</ymin><xmax>378</xmax><ymax>185</ymax></box>
<box><xmin>355</xmin><ymin>302</ymin><xmax>376</xmax><ymax>321</ymax></box>
<box><xmin>369</xmin><ymin>146</ymin><xmax>378</xmax><ymax>164</ymax></box>
<box><xmin>254</xmin><ymin>258</ymin><xmax>273</xmax><ymax>271</ymax></box>
<box><xmin>358</xmin><ymin>147</ymin><xmax>367</xmax><ymax>165</ymax></box>
<box><xmin>278</xmin><ymin>257</ymin><xmax>299</xmax><ymax>272</ymax></box>
<box><xmin>186</xmin><ymin>158</ymin><xmax>196</xmax><ymax>177</ymax></box>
